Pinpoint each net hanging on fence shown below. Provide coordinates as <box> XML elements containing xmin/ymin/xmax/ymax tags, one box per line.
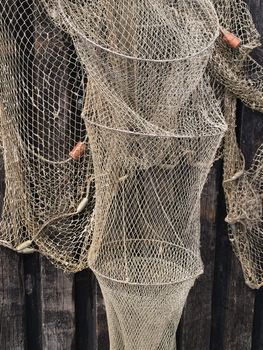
<box><xmin>209</xmin><ymin>0</ymin><xmax>263</xmax><ymax>289</ymax></box>
<box><xmin>0</xmin><ymin>0</ymin><xmax>263</xmax><ymax>349</ymax></box>
<box><xmin>0</xmin><ymin>1</ymin><xmax>94</xmax><ymax>271</ymax></box>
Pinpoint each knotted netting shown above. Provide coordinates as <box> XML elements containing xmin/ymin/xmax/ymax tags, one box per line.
<box><xmin>0</xmin><ymin>0</ymin><xmax>94</xmax><ymax>271</ymax></box>
<box><xmin>45</xmin><ymin>1</ymin><xmax>226</xmax><ymax>348</ymax></box>
<box><xmin>0</xmin><ymin>0</ymin><xmax>263</xmax><ymax>348</ymax></box>
<box><xmin>209</xmin><ymin>0</ymin><xmax>263</xmax><ymax>289</ymax></box>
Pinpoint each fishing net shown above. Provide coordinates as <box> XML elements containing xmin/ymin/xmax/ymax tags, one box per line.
<box><xmin>84</xmin><ymin>77</ymin><xmax>225</xmax><ymax>349</ymax></box>
<box><xmin>223</xmin><ymin>94</ymin><xmax>263</xmax><ymax>289</ymax></box>
<box><xmin>0</xmin><ymin>0</ymin><xmax>263</xmax><ymax>349</ymax></box>
<box><xmin>45</xmin><ymin>1</ymin><xmax>225</xmax><ymax>347</ymax></box>
<box><xmin>0</xmin><ymin>1</ymin><xmax>94</xmax><ymax>271</ymax></box>
<box><xmin>209</xmin><ymin>0</ymin><xmax>263</xmax><ymax>289</ymax></box>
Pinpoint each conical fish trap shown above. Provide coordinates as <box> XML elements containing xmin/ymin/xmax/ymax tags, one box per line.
<box><xmin>83</xmin><ymin>76</ymin><xmax>226</xmax><ymax>349</ymax></box>
<box><xmin>86</xmin><ymin>78</ymin><xmax>226</xmax><ymax>283</ymax></box>
<box><xmin>98</xmin><ymin>277</ymin><xmax>195</xmax><ymax>350</ymax></box>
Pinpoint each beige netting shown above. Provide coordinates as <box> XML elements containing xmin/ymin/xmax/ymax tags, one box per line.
<box><xmin>223</xmin><ymin>94</ymin><xmax>263</xmax><ymax>289</ymax></box>
<box><xmin>0</xmin><ymin>0</ymin><xmax>262</xmax><ymax>349</ymax></box>
<box><xmin>0</xmin><ymin>1</ymin><xmax>94</xmax><ymax>271</ymax></box>
<box><xmin>51</xmin><ymin>2</ymin><xmax>225</xmax><ymax>347</ymax></box>
<box><xmin>211</xmin><ymin>0</ymin><xmax>263</xmax><ymax>112</ymax></box>
<box><xmin>209</xmin><ymin>0</ymin><xmax>263</xmax><ymax>289</ymax></box>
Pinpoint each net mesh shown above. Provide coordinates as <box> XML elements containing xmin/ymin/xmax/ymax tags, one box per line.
<box><xmin>0</xmin><ymin>1</ymin><xmax>94</xmax><ymax>271</ymax></box>
<box><xmin>209</xmin><ymin>0</ymin><xmax>263</xmax><ymax>289</ymax></box>
<box><xmin>0</xmin><ymin>0</ymin><xmax>262</xmax><ymax>348</ymax></box>
<box><xmin>223</xmin><ymin>93</ymin><xmax>263</xmax><ymax>289</ymax></box>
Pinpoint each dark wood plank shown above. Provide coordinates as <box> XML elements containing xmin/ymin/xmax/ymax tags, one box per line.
<box><xmin>0</xmin><ymin>248</ymin><xmax>25</xmax><ymax>350</ymax></box>
<box><xmin>23</xmin><ymin>253</ymin><xmax>43</xmax><ymax>350</ymax></box>
<box><xmin>210</xmin><ymin>164</ymin><xmax>255</xmax><ymax>350</ymax></box>
<box><xmin>0</xmin><ymin>53</ymin><xmax>25</xmax><ymax>350</ymax></box>
<box><xmin>177</xmin><ymin>165</ymin><xmax>220</xmax><ymax>350</ymax></box>
<box><xmin>221</xmin><ymin>257</ymin><xmax>255</xmax><ymax>350</ymax></box>
<box><xmin>210</xmin><ymin>162</ymin><xmax>232</xmax><ymax>350</ymax></box>
<box><xmin>24</xmin><ymin>255</ymin><xmax>75</xmax><ymax>350</ymax></box>
<box><xmin>252</xmin><ymin>288</ymin><xmax>263</xmax><ymax>350</ymax></box>
<box><xmin>96</xmin><ymin>281</ymin><xmax>109</xmax><ymax>350</ymax></box>
<box><xmin>75</xmin><ymin>269</ymin><xmax>97</xmax><ymax>350</ymax></box>
<box><xmin>40</xmin><ymin>258</ymin><xmax>75</xmax><ymax>350</ymax></box>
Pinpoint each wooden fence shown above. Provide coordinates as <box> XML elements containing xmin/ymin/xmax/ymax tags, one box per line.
<box><xmin>0</xmin><ymin>0</ymin><xmax>263</xmax><ymax>349</ymax></box>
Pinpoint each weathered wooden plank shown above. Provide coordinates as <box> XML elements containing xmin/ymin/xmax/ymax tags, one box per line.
<box><xmin>177</xmin><ymin>165</ymin><xmax>220</xmax><ymax>350</ymax></box>
<box><xmin>23</xmin><ymin>253</ymin><xmax>43</xmax><ymax>350</ymax></box>
<box><xmin>209</xmin><ymin>164</ymin><xmax>232</xmax><ymax>350</ymax></box>
<box><xmin>221</xmin><ymin>255</ymin><xmax>255</xmax><ymax>350</ymax></box>
<box><xmin>96</xmin><ymin>281</ymin><xmax>109</xmax><ymax>350</ymax></box>
<box><xmin>75</xmin><ymin>269</ymin><xmax>97</xmax><ymax>350</ymax></box>
<box><xmin>0</xmin><ymin>99</ymin><xmax>25</xmax><ymax>349</ymax></box>
<box><xmin>24</xmin><ymin>249</ymin><xmax>75</xmax><ymax>350</ymax></box>
<box><xmin>0</xmin><ymin>248</ymin><xmax>25</xmax><ymax>350</ymax></box>
<box><xmin>24</xmin><ymin>257</ymin><xmax>75</xmax><ymax>350</ymax></box>
<box><xmin>40</xmin><ymin>258</ymin><xmax>75</xmax><ymax>350</ymax></box>
<box><xmin>252</xmin><ymin>288</ymin><xmax>263</xmax><ymax>350</ymax></box>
